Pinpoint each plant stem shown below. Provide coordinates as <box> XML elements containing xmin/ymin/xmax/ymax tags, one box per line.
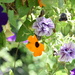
<box><xmin>13</xmin><ymin>42</ymin><xmax>20</xmax><ymax>74</ymax></box>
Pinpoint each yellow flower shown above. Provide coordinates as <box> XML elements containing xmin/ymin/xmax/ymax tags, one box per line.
<box><xmin>26</xmin><ymin>35</ymin><xmax>44</xmax><ymax>57</ymax></box>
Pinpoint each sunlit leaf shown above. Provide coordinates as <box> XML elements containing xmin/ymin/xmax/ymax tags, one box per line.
<box><xmin>9</xmin><ymin>70</ymin><xmax>14</xmax><ymax>75</ymax></box>
<box><xmin>0</xmin><ymin>0</ymin><xmax>14</xmax><ymax>3</ymax></box>
<box><xmin>56</xmin><ymin>70</ymin><xmax>67</xmax><ymax>75</ymax></box>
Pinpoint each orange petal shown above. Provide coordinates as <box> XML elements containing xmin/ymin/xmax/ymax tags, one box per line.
<box><xmin>38</xmin><ymin>43</ymin><xmax>44</xmax><ymax>51</ymax></box>
<box><xmin>33</xmin><ymin>51</ymin><xmax>42</xmax><ymax>56</ymax></box>
<box><xmin>38</xmin><ymin>0</ymin><xmax>45</xmax><ymax>7</ymax></box>
<box><xmin>33</xmin><ymin>43</ymin><xmax>44</xmax><ymax>56</ymax></box>
<box><xmin>28</xmin><ymin>35</ymin><xmax>38</xmax><ymax>43</ymax></box>
<box><xmin>26</xmin><ymin>43</ymin><xmax>36</xmax><ymax>52</ymax></box>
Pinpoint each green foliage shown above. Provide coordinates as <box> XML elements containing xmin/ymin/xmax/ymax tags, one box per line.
<box><xmin>0</xmin><ymin>0</ymin><xmax>14</xmax><ymax>3</ymax></box>
<box><xmin>58</xmin><ymin>0</ymin><xmax>64</xmax><ymax>8</ymax></box>
<box><xmin>16</xmin><ymin>0</ymin><xmax>30</xmax><ymax>17</ymax></box>
<box><xmin>16</xmin><ymin>20</ymin><xmax>33</xmax><ymax>42</ymax></box>
<box><xmin>0</xmin><ymin>32</ymin><xmax>6</xmax><ymax>48</ymax></box>
<box><xmin>9</xmin><ymin>70</ymin><xmax>14</xmax><ymax>75</ymax></box>
<box><xmin>61</xmin><ymin>24</ymin><xmax>72</xmax><ymax>36</ymax></box>
<box><xmin>56</xmin><ymin>21</ymin><xmax>72</xmax><ymax>36</ymax></box>
<box><xmin>1</xmin><ymin>0</ymin><xmax>75</xmax><ymax>75</ymax></box>
<box><xmin>56</xmin><ymin>70</ymin><xmax>67</xmax><ymax>75</ymax></box>
<box><xmin>70</xmin><ymin>0</ymin><xmax>75</xmax><ymax>7</ymax></box>
<box><xmin>8</xmin><ymin>10</ymin><xmax>17</xmax><ymax>28</ymax></box>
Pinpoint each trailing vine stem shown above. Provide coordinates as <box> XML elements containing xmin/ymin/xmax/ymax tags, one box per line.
<box><xmin>13</xmin><ymin>42</ymin><xmax>20</xmax><ymax>74</ymax></box>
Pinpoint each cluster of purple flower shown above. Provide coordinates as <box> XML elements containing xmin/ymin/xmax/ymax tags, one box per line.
<box><xmin>32</xmin><ymin>16</ymin><xmax>75</xmax><ymax>62</ymax></box>
<box><xmin>58</xmin><ymin>42</ymin><xmax>75</xmax><ymax>62</ymax></box>
<box><xmin>32</xmin><ymin>17</ymin><xmax>55</xmax><ymax>36</ymax></box>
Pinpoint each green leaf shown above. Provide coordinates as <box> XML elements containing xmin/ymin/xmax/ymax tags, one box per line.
<box><xmin>8</xmin><ymin>10</ymin><xmax>17</xmax><ymax>28</ymax></box>
<box><xmin>9</xmin><ymin>70</ymin><xmax>14</xmax><ymax>75</ymax></box>
<box><xmin>24</xmin><ymin>20</ymin><xmax>31</xmax><ymax>28</ymax></box>
<box><xmin>16</xmin><ymin>0</ymin><xmax>30</xmax><ymax>17</ymax></box>
<box><xmin>28</xmin><ymin>0</ymin><xmax>35</xmax><ymax>7</ymax></box>
<box><xmin>56</xmin><ymin>22</ymin><xmax>67</xmax><ymax>32</ymax></box>
<box><xmin>56</xmin><ymin>23</ymin><xmax>62</xmax><ymax>32</ymax></box>
<box><xmin>70</xmin><ymin>0</ymin><xmax>75</xmax><ymax>7</ymax></box>
<box><xmin>38</xmin><ymin>69</ymin><xmax>47</xmax><ymax>75</ymax></box>
<box><xmin>28</xmin><ymin>0</ymin><xmax>38</xmax><ymax>7</ymax></box>
<box><xmin>0</xmin><ymin>0</ymin><xmax>14</xmax><ymax>3</ymax></box>
<box><xmin>56</xmin><ymin>70</ymin><xmax>67</xmax><ymax>75</ymax></box>
<box><xmin>16</xmin><ymin>24</ymin><xmax>33</xmax><ymax>42</ymax></box>
<box><xmin>65</xmin><ymin>24</ymin><xmax>72</xmax><ymax>35</ymax></box>
<box><xmin>58</xmin><ymin>0</ymin><xmax>64</xmax><ymax>8</ymax></box>
<box><xmin>0</xmin><ymin>4</ymin><xmax>6</xmax><ymax>12</ymax></box>
<box><xmin>56</xmin><ymin>21</ymin><xmax>67</xmax><ymax>33</ymax></box>
<box><xmin>46</xmin><ymin>63</ymin><xmax>51</xmax><ymax>72</ymax></box>
<box><xmin>43</xmin><ymin>0</ymin><xmax>58</xmax><ymax>7</ymax></box>
<box><xmin>47</xmin><ymin>56</ymin><xmax>56</xmax><ymax>69</ymax></box>
<box><xmin>24</xmin><ymin>19</ymin><xmax>35</xmax><ymax>28</ymax></box>
<box><xmin>0</xmin><ymin>32</ymin><xmax>6</xmax><ymax>49</ymax></box>
<box><xmin>61</xmin><ymin>24</ymin><xmax>72</xmax><ymax>36</ymax></box>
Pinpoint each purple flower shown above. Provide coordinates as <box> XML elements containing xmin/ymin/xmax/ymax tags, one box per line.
<box><xmin>70</xmin><ymin>68</ymin><xmax>75</xmax><ymax>75</ymax></box>
<box><xmin>32</xmin><ymin>17</ymin><xmax>54</xmax><ymax>36</ymax></box>
<box><xmin>7</xmin><ymin>34</ymin><xmax>16</xmax><ymax>42</ymax></box>
<box><xmin>7</xmin><ymin>33</ymin><xmax>28</xmax><ymax>43</ymax></box>
<box><xmin>0</xmin><ymin>6</ymin><xmax>3</xmax><ymax>12</ymax></box>
<box><xmin>22</xmin><ymin>40</ymin><xmax>28</xmax><ymax>43</ymax></box>
<box><xmin>58</xmin><ymin>42</ymin><xmax>75</xmax><ymax>62</ymax></box>
<box><xmin>0</xmin><ymin>5</ymin><xmax>8</xmax><ymax>32</ymax></box>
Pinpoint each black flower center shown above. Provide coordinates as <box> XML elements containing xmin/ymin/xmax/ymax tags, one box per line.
<box><xmin>35</xmin><ymin>42</ymin><xmax>39</xmax><ymax>47</ymax></box>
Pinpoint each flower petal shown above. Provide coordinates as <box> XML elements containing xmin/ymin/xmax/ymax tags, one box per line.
<box><xmin>32</xmin><ymin>17</ymin><xmax>54</xmax><ymax>36</ymax></box>
<box><xmin>22</xmin><ymin>40</ymin><xmax>28</xmax><ymax>43</ymax></box>
<box><xmin>33</xmin><ymin>51</ymin><xmax>42</xmax><ymax>56</ymax></box>
<box><xmin>26</xmin><ymin>43</ymin><xmax>36</xmax><ymax>52</ymax></box>
<box><xmin>33</xmin><ymin>43</ymin><xmax>44</xmax><ymax>56</ymax></box>
<box><xmin>0</xmin><ymin>5</ymin><xmax>3</xmax><ymax>12</ymax></box>
<box><xmin>28</xmin><ymin>35</ymin><xmax>38</xmax><ymax>43</ymax></box>
<box><xmin>70</xmin><ymin>68</ymin><xmax>75</xmax><ymax>75</ymax></box>
<box><xmin>0</xmin><ymin>26</ymin><xmax>3</xmax><ymax>32</ymax></box>
<box><xmin>38</xmin><ymin>43</ymin><xmax>44</xmax><ymax>51</ymax></box>
<box><xmin>7</xmin><ymin>34</ymin><xmax>16</xmax><ymax>42</ymax></box>
<box><xmin>38</xmin><ymin>0</ymin><xmax>45</xmax><ymax>7</ymax></box>
<box><xmin>0</xmin><ymin>13</ymin><xmax>8</xmax><ymax>26</ymax></box>
<box><xmin>58</xmin><ymin>42</ymin><xmax>75</xmax><ymax>62</ymax></box>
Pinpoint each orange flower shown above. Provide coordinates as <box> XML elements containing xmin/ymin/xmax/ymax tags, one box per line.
<box><xmin>38</xmin><ymin>0</ymin><xmax>45</xmax><ymax>7</ymax></box>
<box><xmin>26</xmin><ymin>35</ymin><xmax>44</xmax><ymax>57</ymax></box>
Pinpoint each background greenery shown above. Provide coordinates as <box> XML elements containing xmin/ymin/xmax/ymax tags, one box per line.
<box><xmin>0</xmin><ymin>0</ymin><xmax>75</xmax><ymax>75</ymax></box>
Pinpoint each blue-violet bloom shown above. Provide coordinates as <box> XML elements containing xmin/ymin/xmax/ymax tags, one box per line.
<box><xmin>58</xmin><ymin>42</ymin><xmax>75</xmax><ymax>62</ymax></box>
<box><xmin>70</xmin><ymin>68</ymin><xmax>75</xmax><ymax>75</ymax></box>
<box><xmin>32</xmin><ymin>17</ymin><xmax>54</xmax><ymax>36</ymax></box>
<box><xmin>0</xmin><ymin>5</ymin><xmax>8</xmax><ymax>32</ymax></box>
